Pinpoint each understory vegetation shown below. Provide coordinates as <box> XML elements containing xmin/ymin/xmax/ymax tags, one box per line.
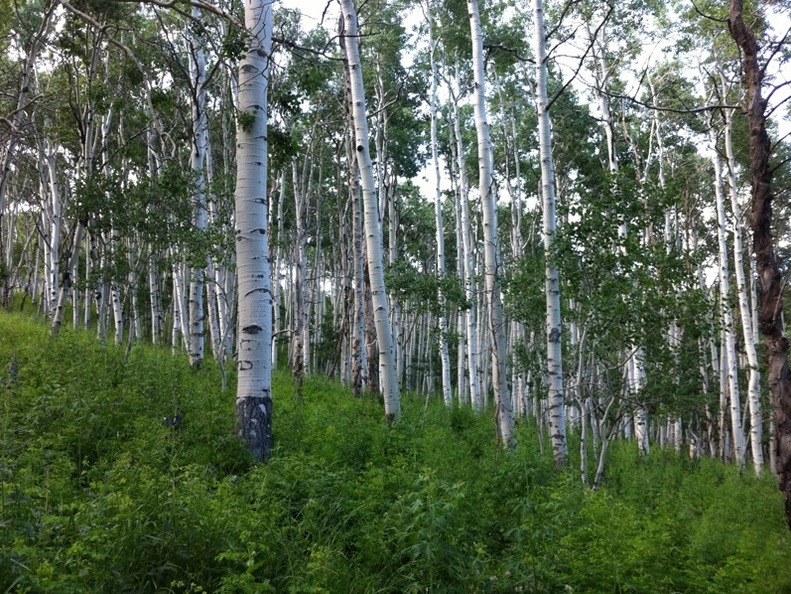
<box><xmin>1</xmin><ymin>312</ymin><xmax>790</xmax><ymax>593</ymax></box>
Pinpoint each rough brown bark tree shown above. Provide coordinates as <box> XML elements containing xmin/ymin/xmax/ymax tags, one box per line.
<box><xmin>728</xmin><ymin>0</ymin><xmax>791</xmax><ymax>528</ymax></box>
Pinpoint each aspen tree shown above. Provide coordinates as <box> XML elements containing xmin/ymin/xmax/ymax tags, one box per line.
<box><xmin>272</xmin><ymin>171</ymin><xmax>285</xmax><ymax>370</ymax></box>
<box><xmin>187</xmin><ymin>5</ymin><xmax>208</xmax><ymax>368</ymax></box>
<box><xmin>351</xmin><ymin>153</ymin><xmax>369</xmax><ymax>397</ymax></box>
<box><xmin>468</xmin><ymin>0</ymin><xmax>514</xmax><ymax>445</ymax></box>
<box><xmin>589</xmin><ymin>20</ymin><xmax>648</xmax><ymax>455</ymax></box>
<box><xmin>340</xmin><ymin>0</ymin><xmax>400</xmax><ymax>421</ymax></box>
<box><xmin>711</xmin><ymin>130</ymin><xmax>746</xmax><ymax>468</ymax></box>
<box><xmin>427</xmin><ymin>3</ymin><xmax>452</xmax><ymax>407</ymax></box>
<box><xmin>338</xmin><ymin>13</ymin><xmax>369</xmax><ymax>397</ymax></box>
<box><xmin>40</xmin><ymin>134</ymin><xmax>61</xmax><ymax>317</ymax></box>
<box><xmin>721</xmin><ymin>98</ymin><xmax>763</xmax><ymax>473</ymax></box>
<box><xmin>235</xmin><ymin>0</ymin><xmax>274</xmax><ymax>461</ymax></box>
<box><xmin>450</xmin><ymin>79</ymin><xmax>481</xmax><ymax>410</ymax></box>
<box><xmin>0</xmin><ymin>3</ymin><xmax>55</xmax><ymax>270</ymax></box>
<box><xmin>292</xmin><ymin>157</ymin><xmax>308</xmax><ymax>393</ymax></box>
<box><xmin>533</xmin><ymin>0</ymin><xmax>566</xmax><ymax>464</ymax></box>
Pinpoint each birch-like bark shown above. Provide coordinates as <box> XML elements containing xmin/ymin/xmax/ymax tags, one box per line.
<box><xmin>340</xmin><ymin>0</ymin><xmax>400</xmax><ymax>421</ymax></box>
<box><xmin>292</xmin><ymin>157</ymin><xmax>308</xmax><ymax>393</ymax></box>
<box><xmin>235</xmin><ymin>0</ymin><xmax>274</xmax><ymax>461</ymax></box>
<box><xmin>451</xmin><ymin>80</ymin><xmax>481</xmax><ymax>410</ymax></box>
<box><xmin>451</xmin><ymin>157</ymin><xmax>469</xmax><ymax>404</ymax></box>
<box><xmin>0</xmin><ymin>6</ymin><xmax>55</xmax><ymax>266</ymax></box>
<box><xmin>468</xmin><ymin>0</ymin><xmax>514</xmax><ymax>444</ymax></box>
<box><xmin>712</xmin><ymin>133</ymin><xmax>746</xmax><ymax>467</ymax></box>
<box><xmin>428</xmin><ymin>11</ymin><xmax>452</xmax><ymax>407</ymax></box>
<box><xmin>51</xmin><ymin>221</ymin><xmax>84</xmax><ymax>337</ymax></box>
<box><xmin>533</xmin><ymin>0</ymin><xmax>567</xmax><ymax>464</ymax></box>
<box><xmin>171</xmin><ymin>257</ymin><xmax>188</xmax><ymax>351</ymax></box>
<box><xmin>147</xmin><ymin>127</ymin><xmax>163</xmax><ymax>345</ymax></box>
<box><xmin>339</xmin><ymin>15</ymin><xmax>369</xmax><ymax>395</ymax></box>
<box><xmin>187</xmin><ymin>6</ymin><xmax>208</xmax><ymax>368</ymax></box>
<box><xmin>722</xmin><ymin>103</ymin><xmax>764</xmax><ymax>473</ymax></box>
<box><xmin>107</xmin><ymin>234</ymin><xmax>124</xmax><ymax>345</ymax></box>
<box><xmin>42</xmin><ymin>137</ymin><xmax>61</xmax><ymax>317</ymax></box>
<box><xmin>351</xmin><ymin>151</ymin><xmax>369</xmax><ymax>397</ymax></box>
<box><xmin>272</xmin><ymin>171</ymin><xmax>285</xmax><ymax>370</ymax></box>
<box><xmin>630</xmin><ymin>352</ymin><xmax>649</xmax><ymax>455</ymax></box>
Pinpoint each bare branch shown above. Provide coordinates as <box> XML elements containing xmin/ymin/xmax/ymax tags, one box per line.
<box><xmin>691</xmin><ymin>0</ymin><xmax>728</xmax><ymax>23</ymax></box>
<box><xmin>546</xmin><ymin>5</ymin><xmax>613</xmax><ymax>110</ymax></box>
<box><xmin>760</xmin><ymin>25</ymin><xmax>791</xmax><ymax>79</ymax></box>
<box><xmin>765</xmin><ymin>79</ymin><xmax>791</xmax><ymax>112</ymax></box>
<box><xmin>597</xmin><ymin>87</ymin><xmax>740</xmax><ymax>114</ymax></box>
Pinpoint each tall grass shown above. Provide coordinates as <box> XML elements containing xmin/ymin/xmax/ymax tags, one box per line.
<box><xmin>1</xmin><ymin>312</ymin><xmax>789</xmax><ymax>592</ymax></box>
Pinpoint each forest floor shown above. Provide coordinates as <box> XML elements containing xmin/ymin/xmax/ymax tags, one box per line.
<box><xmin>1</xmin><ymin>310</ymin><xmax>790</xmax><ymax>593</ymax></box>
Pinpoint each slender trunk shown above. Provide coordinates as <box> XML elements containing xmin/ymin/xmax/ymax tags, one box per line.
<box><xmin>533</xmin><ymin>0</ymin><xmax>566</xmax><ymax>464</ymax></box>
<box><xmin>468</xmin><ymin>0</ymin><xmax>513</xmax><ymax>444</ymax></box>
<box><xmin>351</xmin><ymin>153</ymin><xmax>368</xmax><ymax>396</ymax></box>
<box><xmin>272</xmin><ymin>171</ymin><xmax>285</xmax><ymax>370</ymax></box>
<box><xmin>51</xmin><ymin>222</ymin><xmax>84</xmax><ymax>337</ymax></box>
<box><xmin>451</xmin><ymin>82</ymin><xmax>481</xmax><ymax>410</ymax></box>
<box><xmin>428</xmin><ymin>15</ymin><xmax>452</xmax><ymax>407</ymax></box>
<box><xmin>340</xmin><ymin>0</ymin><xmax>400</xmax><ymax>421</ymax></box>
<box><xmin>722</xmin><ymin>102</ymin><xmax>764</xmax><ymax>473</ymax></box>
<box><xmin>42</xmin><ymin>137</ymin><xmax>61</xmax><ymax>317</ymax></box>
<box><xmin>187</xmin><ymin>7</ymin><xmax>208</xmax><ymax>368</ymax></box>
<box><xmin>712</xmin><ymin>133</ymin><xmax>746</xmax><ymax>467</ymax></box>
<box><xmin>292</xmin><ymin>158</ymin><xmax>308</xmax><ymax>394</ymax></box>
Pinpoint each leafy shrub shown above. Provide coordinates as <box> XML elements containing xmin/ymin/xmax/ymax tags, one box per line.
<box><xmin>1</xmin><ymin>313</ymin><xmax>790</xmax><ymax>593</ymax></box>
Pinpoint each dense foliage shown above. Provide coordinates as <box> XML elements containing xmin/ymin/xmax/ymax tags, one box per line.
<box><xmin>1</xmin><ymin>312</ymin><xmax>789</xmax><ymax>593</ymax></box>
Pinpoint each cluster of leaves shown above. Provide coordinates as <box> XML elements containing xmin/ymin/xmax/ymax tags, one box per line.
<box><xmin>1</xmin><ymin>312</ymin><xmax>790</xmax><ymax>593</ymax></box>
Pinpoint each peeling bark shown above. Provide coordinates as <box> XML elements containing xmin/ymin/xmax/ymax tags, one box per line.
<box><xmin>729</xmin><ymin>0</ymin><xmax>791</xmax><ymax>528</ymax></box>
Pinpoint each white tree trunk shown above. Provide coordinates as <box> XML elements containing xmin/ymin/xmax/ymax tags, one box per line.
<box><xmin>42</xmin><ymin>137</ymin><xmax>61</xmax><ymax>317</ymax></box>
<box><xmin>292</xmin><ymin>158</ymin><xmax>308</xmax><ymax>390</ymax></box>
<box><xmin>51</xmin><ymin>222</ymin><xmax>84</xmax><ymax>337</ymax></box>
<box><xmin>631</xmin><ymin>351</ymin><xmax>649</xmax><ymax>455</ymax></box>
<box><xmin>428</xmin><ymin>14</ymin><xmax>452</xmax><ymax>407</ymax></box>
<box><xmin>171</xmin><ymin>258</ymin><xmax>187</xmax><ymax>351</ymax></box>
<box><xmin>712</xmin><ymin>133</ymin><xmax>746</xmax><ymax>467</ymax></box>
<box><xmin>234</xmin><ymin>0</ymin><xmax>274</xmax><ymax>461</ymax></box>
<box><xmin>451</xmin><ymin>83</ymin><xmax>481</xmax><ymax>410</ymax></box>
<box><xmin>340</xmin><ymin>0</ymin><xmax>400</xmax><ymax>421</ymax></box>
<box><xmin>723</xmin><ymin>104</ymin><xmax>763</xmax><ymax>474</ymax></box>
<box><xmin>188</xmin><ymin>6</ymin><xmax>208</xmax><ymax>368</ymax></box>
<box><xmin>468</xmin><ymin>0</ymin><xmax>514</xmax><ymax>444</ymax></box>
<box><xmin>533</xmin><ymin>0</ymin><xmax>567</xmax><ymax>464</ymax></box>
<box><xmin>272</xmin><ymin>171</ymin><xmax>285</xmax><ymax>370</ymax></box>
<box><xmin>351</xmin><ymin>155</ymin><xmax>369</xmax><ymax>396</ymax></box>
<box><xmin>0</xmin><ymin>6</ymin><xmax>54</xmax><ymax>255</ymax></box>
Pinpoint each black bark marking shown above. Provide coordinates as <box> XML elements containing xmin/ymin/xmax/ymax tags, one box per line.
<box><xmin>236</xmin><ymin>394</ymin><xmax>272</xmax><ymax>462</ymax></box>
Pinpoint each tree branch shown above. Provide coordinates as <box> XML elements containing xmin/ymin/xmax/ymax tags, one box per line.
<box><xmin>596</xmin><ymin>88</ymin><xmax>740</xmax><ymax>114</ymax></box>
<box><xmin>691</xmin><ymin>0</ymin><xmax>728</xmax><ymax>23</ymax></box>
<box><xmin>546</xmin><ymin>5</ymin><xmax>613</xmax><ymax>110</ymax></box>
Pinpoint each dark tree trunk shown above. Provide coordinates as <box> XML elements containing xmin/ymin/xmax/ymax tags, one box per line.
<box><xmin>729</xmin><ymin>0</ymin><xmax>791</xmax><ymax>529</ymax></box>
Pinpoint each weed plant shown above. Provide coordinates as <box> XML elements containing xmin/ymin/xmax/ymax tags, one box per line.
<box><xmin>1</xmin><ymin>312</ymin><xmax>789</xmax><ymax>592</ymax></box>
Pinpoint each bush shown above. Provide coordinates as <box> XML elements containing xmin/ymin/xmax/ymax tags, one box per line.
<box><xmin>1</xmin><ymin>312</ymin><xmax>790</xmax><ymax>593</ymax></box>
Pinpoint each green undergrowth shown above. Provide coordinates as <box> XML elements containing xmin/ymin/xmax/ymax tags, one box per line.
<box><xmin>1</xmin><ymin>312</ymin><xmax>790</xmax><ymax>593</ymax></box>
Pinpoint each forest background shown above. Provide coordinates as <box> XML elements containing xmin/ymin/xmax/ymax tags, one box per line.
<box><xmin>2</xmin><ymin>0</ymin><xmax>791</xmax><ymax>589</ymax></box>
